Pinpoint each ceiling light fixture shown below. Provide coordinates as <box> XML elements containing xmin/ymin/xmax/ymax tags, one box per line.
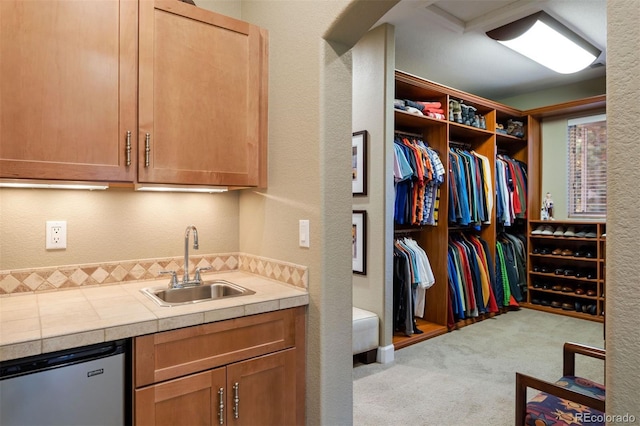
<box><xmin>134</xmin><ymin>184</ymin><xmax>228</xmax><ymax>193</ymax></box>
<box><xmin>0</xmin><ymin>179</ymin><xmax>108</xmax><ymax>190</ymax></box>
<box><xmin>486</xmin><ymin>11</ymin><xmax>601</xmax><ymax>74</ymax></box>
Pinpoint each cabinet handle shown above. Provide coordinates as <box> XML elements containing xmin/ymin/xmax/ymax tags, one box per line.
<box><xmin>125</xmin><ymin>131</ymin><xmax>132</xmax><ymax>166</ymax></box>
<box><xmin>233</xmin><ymin>382</ymin><xmax>240</xmax><ymax>419</ymax></box>
<box><xmin>218</xmin><ymin>387</ymin><xmax>224</xmax><ymax>425</ymax></box>
<box><xmin>145</xmin><ymin>133</ymin><xmax>151</xmax><ymax>167</ymax></box>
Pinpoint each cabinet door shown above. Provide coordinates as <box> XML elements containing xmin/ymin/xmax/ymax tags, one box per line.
<box><xmin>135</xmin><ymin>367</ymin><xmax>226</xmax><ymax>426</ymax></box>
<box><xmin>226</xmin><ymin>349</ymin><xmax>297</xmax><ymax>426</ymax></box>
<box><xmin>0</xmin><ymin>0</ymin><xmax>137</xmax><ymax>182</ymax></box>
<box><xmin>138</xmin><ymin>1</ymin><xmax>268</xmax><ymax>187</ymax></box>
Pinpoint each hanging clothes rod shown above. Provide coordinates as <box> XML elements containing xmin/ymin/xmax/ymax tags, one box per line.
<box><xmin>449</xmin><ymin>141</ymin><xmax>472</xmax><ymax>150</ymax></box>
<box><xmin>394</xmin><ymin>227</ymin><xmax>424</xmax><ymax>236</ymax></box>
<box><xmin>448</xmin><ymin>225</ymin><xmax>481</xmax><ymax>233</ymax></box>
<box><xmin>394</xmin><ymin>130</ymin><xmax>423</xmax><ymax>139</ymax></box>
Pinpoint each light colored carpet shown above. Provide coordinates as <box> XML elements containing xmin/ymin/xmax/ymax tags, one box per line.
<box><xmin>353</xmin><ymin>308</ymin><xmax>604</xmax><ymax>426</ymax></box>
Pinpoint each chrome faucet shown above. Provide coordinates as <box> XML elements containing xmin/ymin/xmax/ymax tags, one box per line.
<box><xmin>159</xmin><ymin>225</ymin><xmax>211</xmax><ymax>288</ymax></box>
<box><xmin>183</xmin><ymin>225</ymin><xmax>199</xmax><ymax>285</ymax></box>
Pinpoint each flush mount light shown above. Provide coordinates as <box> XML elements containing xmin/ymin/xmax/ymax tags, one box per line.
<box><xmin>486</xmin><ymin>11</ymin><xmax>601</xmax><ymax>74</ymax></box>
<box><xmin>0</xmin><ymin>179</ymin><xmax>108</xmax><ymax>190</ymax></box>
<box><xmin>135</xmin><ymin>184</ymin><xmax>228</xmax><ymax>193</ymax></box>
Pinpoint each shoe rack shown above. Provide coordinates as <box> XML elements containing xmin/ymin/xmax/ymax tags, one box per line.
<box><xmin>525</xmin><ymin>220</ymin><xmax>606</xmax><ymax>322</ymax></box>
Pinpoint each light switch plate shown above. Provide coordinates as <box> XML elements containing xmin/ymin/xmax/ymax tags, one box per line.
<box><xmin>299</xmin><ymin>220</ymin><xmax>310</xmax><ymax>248</ymax></box>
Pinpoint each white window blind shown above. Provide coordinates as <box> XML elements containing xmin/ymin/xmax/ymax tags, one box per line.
<box><xmin>567</xmin><ymin>114</ymin><xmax>607</xmax><ymax>217</ymax></box>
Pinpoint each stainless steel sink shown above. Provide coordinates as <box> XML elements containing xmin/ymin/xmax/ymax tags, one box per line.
<box><xmin>140</xmin><ymin>280</ymin><xmax>255</xmax><ymax>307</ymax></box>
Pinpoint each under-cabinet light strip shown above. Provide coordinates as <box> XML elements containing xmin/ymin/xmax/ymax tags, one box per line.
<box><xmin>0</xmin><ymin>180</ymin><xmax>108</xmax><ymax>190</ymax></box>
<box><xmin>134</xmin><ymin>184</ymin><xmax>228</xmax><ymax>193</ymax></box>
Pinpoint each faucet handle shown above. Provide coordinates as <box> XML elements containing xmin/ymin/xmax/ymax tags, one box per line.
<box><xmin>159</xmin><ymin>270</ymin><xmax>179</xmax><ymax>288</ymax></box>
<box><xmin>194</xmin><ymin>266</ymin><xmax>212</xmax><ymax>283</ymax></box>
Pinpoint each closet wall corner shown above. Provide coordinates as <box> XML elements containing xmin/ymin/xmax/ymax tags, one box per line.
<box><xmin>352</xmin><ymin>23</ymin><xmax>397</xmax><ymax>350</ymax></box>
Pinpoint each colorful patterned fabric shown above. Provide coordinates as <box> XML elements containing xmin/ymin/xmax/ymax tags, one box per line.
<box><xmin>525</xmin><ymin>376</ymin><xmax>605</xmax><ymax>425</ymax></box>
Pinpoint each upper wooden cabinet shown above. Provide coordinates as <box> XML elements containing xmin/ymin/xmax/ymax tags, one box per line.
<box><xmin>138</xmin><ymin>1</ymin><xmax>268</xmax><ymax>187</ymax></box>
<box><xmin>0</xmin><ymin>0</ymin><xmax>137</xmax><ymax>182</ymax></box>
<box><xmin>0</xmin><ymin>0</ymin><xmax>268</xmax><ymax>188</ymax></box>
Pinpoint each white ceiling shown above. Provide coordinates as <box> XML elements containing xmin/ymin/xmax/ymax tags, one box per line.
<box><xmin>375</xmin><ymin>0</ymin><xmax>606</xmax><ymax>101</ymax></box>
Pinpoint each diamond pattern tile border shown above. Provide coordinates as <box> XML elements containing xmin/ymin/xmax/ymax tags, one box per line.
<box><xmin>0</xmin><ymin>253</ymin><xmax>307</xmax><ymax>295</ymax></box>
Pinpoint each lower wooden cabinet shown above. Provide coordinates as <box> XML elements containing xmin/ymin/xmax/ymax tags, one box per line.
<box><xmin>133</xmin><ymin>307</ymin><xmax>305</xmax><ymax>426</ymax></box>
<box><xmin>136</xmin><ymin>368</ymin><xmax>225</xmax><ymax>426</ymax></box>
<box><xmin>135</xmin><ymin>350</ymin><xmax>295</xmax><ymax>425</ymax></box>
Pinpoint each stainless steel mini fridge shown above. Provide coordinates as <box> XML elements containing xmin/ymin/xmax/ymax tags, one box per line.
<box><xmin>0</xmin><ymin>339</ymin><xmax>130</xmax><ymax>426</ymax></box>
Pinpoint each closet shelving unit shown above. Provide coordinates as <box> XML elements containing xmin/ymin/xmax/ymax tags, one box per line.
<box><xmin>520</xmin><ymin>96</ymin><xmax>607</xmax><ymax>324</ymax></box>
<box><xmin>392</xmin><ymin>70</ymin><xmax>535</xmax><ymax>349</ymax></box>
<box><xmin>524</xmin><ymin>220</ymin><xmax>606</xmax><ymax>323</ymax></box>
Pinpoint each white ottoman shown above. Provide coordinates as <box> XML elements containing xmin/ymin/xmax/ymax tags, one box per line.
<box><xmin>352</xmin><ymin>307</ymin><xmax>379</xmax><ymax>364</ymax></box>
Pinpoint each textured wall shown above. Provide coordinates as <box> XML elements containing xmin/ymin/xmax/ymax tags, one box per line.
<box><xmin>0</xmin><ymin>189</ymin><xmax>239</xmax><ymax>270</ymax></box>
<box><xmin>234</xmin><ymin>1</ymin><xmax>355</xmax><ymax>424</ymax></box>
<box><xmin>606</xmin><ymin>0</ymin><xmax>640</xmax><ymax>419</ymax></box>
<box><xmin>234</xmin><ymin>1</ymin><xmax>399</xmax><ymax>423</ymax></box>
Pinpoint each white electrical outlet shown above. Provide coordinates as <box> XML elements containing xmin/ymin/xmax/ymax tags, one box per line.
<box><xmin>46</xmin><ymin>220</ymin><xmax>67</xmax><ymax>250</ymax></box>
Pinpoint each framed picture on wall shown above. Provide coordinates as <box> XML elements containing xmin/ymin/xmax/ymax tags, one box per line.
<box><xmin>352</xmin><ymin>131</ymin><xmax>367</xmax><ymax>196</ymax></box>
<box><xmin>352</xmin><ymin>210</ymin><xmax>367</xmax><ymax>275</ymax></box>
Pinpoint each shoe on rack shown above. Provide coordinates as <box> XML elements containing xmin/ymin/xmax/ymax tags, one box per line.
<box><xmin>551</xmin><ymin>300</ymin><xmax>563</xmax><ymax>309</ymax></box>
<box><xmin>552</xmin><ymin>284</ymin><xmax>562</xmax><ymax>291</ymax></box>
<box><xmin>575</xmin><ymin>286</ymin><xmax>585</xmax><ymax>295</ymax></box>
<box><xmin>554</xmin><ymin>268</ymin><xmax>564</xmax><ymax>275</ymax></box>
<box><xmin>575</xmin><ymin>229</ymin><xmax>587</xmax><ymax>238</ymax></box>
<box><xmin>587</xmin><ymin>289</ymin><xmax>597</xmax><ymax>297</ymax></box>
<box><xmin>561</xmin><ymin>249</ymin><xmax>574</xmax><ymax>256</ymax></box>
<box><xmin>532</xmin><ymin>225</ymin><xmax>546</xmax><ymax>235</ymax></box>
<box><xmin>541</xmin><ymin>225</ymin><xmax>555</xmax><ymax>236</ymax></box>
<box><xmin>563</xmin><ymin>226</ymin><xmax>577</xmax><ymax>237</ymax></box>
<box><xmin>552</xmin><ymin>248</ymin><xmax>563</xmax><ymax>255</ymax></box>
<box><xmin>564</xmin><ymin>269</ymin><xmax>576</xmax><ymax>276</ymax></box>
<box><xmin>540</xmin><ymin>247</ymin><xmax>551</xmax><ymax>254</ymax></box>
<box><xmin>562</xmin><ymin>302</ymin><xmax>575</xmax><ymax>311</ymax></box>
<box><xmin>553</xmin><ymin>226</ymin><xmax>565</xmax><ymax>237</ymax></box>
<box><xmin>561</xmin><ymin>286</ymin><xmax>573</xmax><ymax>293</ymax></box>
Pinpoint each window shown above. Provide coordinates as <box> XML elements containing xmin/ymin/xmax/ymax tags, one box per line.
<box><xmin>567</xmin><ymin>114</ymin><xmax>606</xmax><ymax>217</ymax></box>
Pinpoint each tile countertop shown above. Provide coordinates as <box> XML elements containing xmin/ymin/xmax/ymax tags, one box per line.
<box><xmin>0</xmin><ymin>270</ymin><xmax>309</xmax><ymax>362</ymax></box>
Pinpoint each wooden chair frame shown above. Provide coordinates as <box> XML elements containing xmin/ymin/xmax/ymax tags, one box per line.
<box><xmin>515</xmin><ymin>342</ymin><xmax>605</xmax><ymax>425</ymax></box>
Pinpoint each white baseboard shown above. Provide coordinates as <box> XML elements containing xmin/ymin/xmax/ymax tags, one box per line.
<box><xmin>376</xmin><ymin>344</ymin><xmax>394</xmax><ymax>364</ymax></box>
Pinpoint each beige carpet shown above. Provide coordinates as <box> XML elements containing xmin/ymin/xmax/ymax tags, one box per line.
<box><xmin>353</xmin><ymin>308</ymin><xmax>604</xmax><ymax>426</ymax></box>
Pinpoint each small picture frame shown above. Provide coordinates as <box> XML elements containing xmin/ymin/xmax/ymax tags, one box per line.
<box><xmin>352</xmin><ymin>131</ymin><xmax>367</xmax><ymax>196</ymax></box>
<box><xmin>352</xmin><ymin>210</ymin><xmax>367</xmax><ymax>275</ymax></box>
